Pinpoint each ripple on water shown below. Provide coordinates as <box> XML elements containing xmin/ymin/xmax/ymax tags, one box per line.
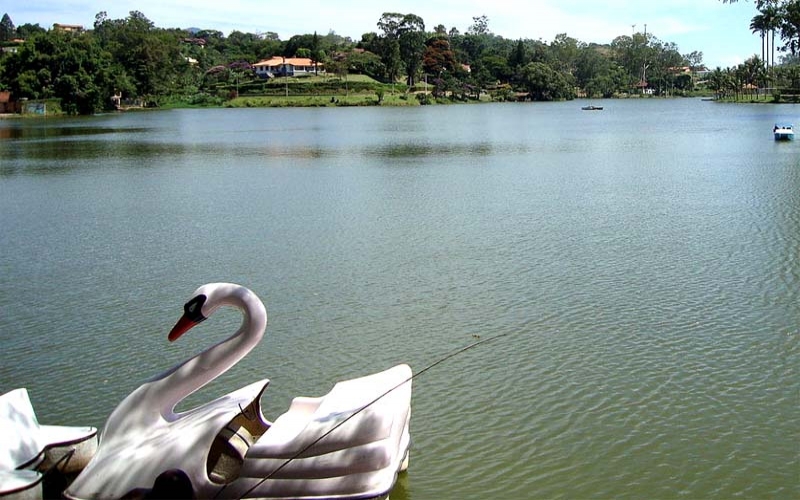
<box><xmin>1</xmin><ymin>103</ymin><xmax>798</xmax><ymax>499</ymax></box>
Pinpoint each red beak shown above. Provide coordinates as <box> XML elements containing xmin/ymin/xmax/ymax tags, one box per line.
<box><xmin>168</xmin><ymin>316</ymin><xmax>198</xmax><ymax>342</ymax></box>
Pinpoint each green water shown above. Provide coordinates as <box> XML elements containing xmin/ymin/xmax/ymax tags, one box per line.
<box><xmin>1</xmin><ymin>100</ymin><xmax>798</xmax><ymax>499</ymax></box>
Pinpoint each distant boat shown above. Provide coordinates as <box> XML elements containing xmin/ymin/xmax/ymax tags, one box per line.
<box><xmin>773</xmin><ymin>124</ymin><xmax>794</xmax><ymax>141</ymax></box>
<box><xmin>581</xmin><ymin>105</ymin><xmax>603</xmax><ymax>111</ymax></box>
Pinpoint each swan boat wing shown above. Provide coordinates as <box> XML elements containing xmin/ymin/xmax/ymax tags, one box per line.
<box><xmin>216</xmin><ymin>364</ymin><xmax>412</xmax><ymax>500</ymax></box>
<box><xmin>64</xmin><ymin>379</ymin><xmax>269</xmax><ymax>500</ymax></box>
<box><xmin>0</xmin><ymin>388</ymin><xmax>97</xmax><ymax>472</ymax></box>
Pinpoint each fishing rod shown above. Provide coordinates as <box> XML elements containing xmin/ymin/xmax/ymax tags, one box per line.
<box><xmin>216</xmin><ymin>331</ymin><xmax>510</xmax><ymax>499</ymax></box>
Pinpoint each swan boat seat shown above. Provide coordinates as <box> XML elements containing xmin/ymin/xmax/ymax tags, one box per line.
<box><xmin>0</xmin><ymin>388</ymin><xmax>98</xmax><ymax>499</ymax></box>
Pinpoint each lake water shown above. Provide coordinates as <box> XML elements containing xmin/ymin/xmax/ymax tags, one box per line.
<box><xmin>1</xmin><ymin>99</ymin><xmax>798</xmax><ymax>499</ymax></box>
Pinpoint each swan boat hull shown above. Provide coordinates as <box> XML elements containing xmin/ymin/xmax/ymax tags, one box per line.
<box><xmin>65</xmin><ymin>365</ymin><xmax>412</xmax><ymax>500</ymax></box>
<box><xmin>218</xmin><ymin>364</ymin><xmax>412</xmax><ymax>500</ymax></box>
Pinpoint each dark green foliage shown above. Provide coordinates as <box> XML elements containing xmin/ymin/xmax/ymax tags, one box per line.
<box><xmin>519</xmin><ymin>62</ymin><xmax>575</xmax><ymax>101</ymax></box>
<box><xmin>9</xmin><ymin>6</ymin><xmax>792</xmax><ymax>113</ymax></box>
<box><xmin>0</xmin><ymin>13</ymin><xmax>14</xmax><ymax>42</ymax></box>
<box><xmin>1</xmin><ymin>29</ymin><xmax>118</xmax><ymax>112</ymax></box>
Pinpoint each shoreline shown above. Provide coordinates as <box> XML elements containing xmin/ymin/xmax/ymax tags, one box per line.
<box><xmin>3</xmin><ymin>93</ymin><xmax>794</xmax><ymax>119</ymax></box>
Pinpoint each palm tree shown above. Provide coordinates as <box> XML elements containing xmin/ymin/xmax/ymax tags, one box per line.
<box><xmin>762</xmin><ymin>3</ymin><xmax>781</xmax><ymax>80</ymax></box>
<box><xmin>741</xmin><ymin>55</ymin><xmax>767</xmax><ymax>98</ymax></box>
<box><xmin>751</xmin><ymin>13</ymin><xmax>767</xmax><ymax>74</ymax></box>
<box><xmin>724</xmin><ymin>0</ymin><xmax>784</xmax><ymax>87</ymax></box>
<box><xmin>709</xmin><ymin>67</ymin><xmax>728</xmax><ymax>98</ymax></box>
<box><xmin>726</xmin><ymin>67</ymin><xmax>741</xmax><ymax>99</ymax></box>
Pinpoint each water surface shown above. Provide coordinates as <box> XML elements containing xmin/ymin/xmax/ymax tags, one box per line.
<box><xmin>1</xmin><ymin>99</ymin><xmax>798</xmax><ymax>499</ymax></box>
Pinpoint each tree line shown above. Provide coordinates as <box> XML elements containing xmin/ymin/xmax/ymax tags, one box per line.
<box><xmin>710</xmin><ymin>0</ymin><xmax>800</xmax><ymax>100</ymax></box>
<box><xmin>0</xmin><ymin>6</ymin><xmax>798</xmax><ymax>114</ymax></box>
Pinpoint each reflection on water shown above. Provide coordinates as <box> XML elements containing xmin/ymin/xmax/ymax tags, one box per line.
<box><xmin>366</xmin><ymin>142</ymin><xmax>494</xmax><ymax>158</ymax></box>
<box><xmin>0</xmin><ymin>123</ymin><xmax>150</xmax><ymax>140</ymax></box>
<box><xmin>0</xmin><ymin>101</ymin><xmax>798</xmax><ymax>500</ymax></box>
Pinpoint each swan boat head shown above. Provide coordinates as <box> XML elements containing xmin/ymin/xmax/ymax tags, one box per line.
<box><xmin>65</xmin><ymin>283</ymin><xmax>272</xmax><ymax>500</ymax></box>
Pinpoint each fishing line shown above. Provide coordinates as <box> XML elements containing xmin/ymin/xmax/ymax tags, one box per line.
<box><xmin>216</xmin><ymin>331</ymin><xmax>510</xmax><ymax>499</ymax></box>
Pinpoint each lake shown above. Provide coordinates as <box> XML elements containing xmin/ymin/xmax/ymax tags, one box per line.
<box><xmin>1</xmin><ymin>99</ymin><xmax>798</xmax><ymax>499</ymax></box>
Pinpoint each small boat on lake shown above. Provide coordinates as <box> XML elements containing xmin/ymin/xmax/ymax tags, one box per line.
<box><xmin>581</xmin><ymin>105</ymin><xmax>603</xmax><ymax>111</ymax></box>
<box><xmin>773</xmin><ymin>124</ymin><xmax>794</xmax><ymax>141</ymax></box>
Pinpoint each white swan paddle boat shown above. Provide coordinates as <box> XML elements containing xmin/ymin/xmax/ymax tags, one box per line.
<box><xmin>0</xmin><ymin>388</ymin><xmax>98</xmax><ymax>500</ymax></box>
<box><xmin>64</xmin><ymin>283</ymin><xmax>412</xmax><ymax>500</ymax></box>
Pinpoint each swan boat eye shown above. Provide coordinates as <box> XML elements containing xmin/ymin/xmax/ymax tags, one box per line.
<box><xmin>184</xmin><ymin>294</ymin><xmax>207</xmax><ymax>323</ymax></box>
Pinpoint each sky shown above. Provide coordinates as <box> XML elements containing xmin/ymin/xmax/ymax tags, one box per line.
<box><xmin>8</xmin><ymin>1</ymin><xmax>764</xmax><ymax>69</ymax></box>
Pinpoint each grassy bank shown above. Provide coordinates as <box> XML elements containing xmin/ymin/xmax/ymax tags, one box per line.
<box><xmin>224</xmin><ymin>93</ymin><xmax>423</xmax><ymax>107</ymax></box>
<box><xmin>159</xmin><ymin>74</ymin><xmax>437</xmax><ymax>108</ymax></box>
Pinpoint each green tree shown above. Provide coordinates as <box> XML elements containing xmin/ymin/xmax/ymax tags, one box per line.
<box><xmin>92</xmin><ymin>11</ymin><xmax>186</xmax><ymax>102</ymax></box>
<box><xmin>584</xmin><ymin>67</ymin><xmax>629</xmax><ymax>98</ymax></box>
<box><xmin>15</xmin><ymin>23</ymin><xmax>45</xmax><ymax>38</ymax></box>
<box><xmin>377</xmin><ymin>12</ymin><xmax>426</xmax><ymax>85</ymax></box>
<box><xmin>519</xmin><ymin>62</ymin><xmax>574</xmax><ymax>100</ymax></box>
<box><xmin>646</xmin><ymin>39</ymin><xmax>685</xmax><ymax>94</ymax></box>
<box><xmin>225</xmin><ymin>30</ymin><xmax>264</xmax><ymax>62</ymax></box>
<box><xmin>724</xmin><ymin>1</ymin><xmax>800</xmax><ymax>60</ymax></box>
<box><xmin>384</xmin><ymin>37</ymin><xmax>402</xmax><ymax>82</ymax></box>
<box><xmin>683</xmin><ymin>50</ymin><xmax>704</xmax><ymax>87</ymax></box>
<box><xmin>283</xmin><ymin>33</ymin><xmax>317</xmax><ymax>58</ymax></box>
<box><xmin>576</xmin><ymin>46</ymin><xmax>628</xmax><ymax>96</ymax></box>
<box><xmin>397</xmin><ymin>14</ymin><xmax>426</xmax><ymax>86</ymax></box>
<box><xmin>550</xmin><ymin>33</ymin><xmax>582</xmax><ymax>75</ymax></box>
<box><xmin>310</xmin><ymin>31</ymin><xmax>322</xmax><ymax>75</ymax></box>
<box><xmin>0</xmin><ymin>13</ymin><xmax>15</xmax><ymax>42</ymax></box>
<box><xmin>740</xmin><ymin>55</ymin><xmax>767</xmax><ymax>97</ymax></box>
<box><xmin>779</xmin><ymin>1</ymin><xmax>800</xmax><ymax>55</ymax></box>
<box><xmin>708</xmin><ymin>67</ymin><xmax>727</xmax><ymax>98</ymax></box>
<box><xmin>610</xmin><ymin>32</ymin><xmax>651</xmax><ymax>87</ymax></box>
<box><xmin>508</xmin><ymin>39</ymin><xmax>527</xmax><ymax>71</ymax></box>
<box><xmin>467</xmin><ymin>15</ymin><xmax>490</xmax><ymax>36</ymax></box>
<box><xmin>326</xmin><ymin>54</ymin><xmax>348</xmax><ymax>87</ymax></box>
<box><xmin>1</xmin><ymin>29</ymin><xmax>119</xmax><ymax>113</ymax></box>
<box><xmin>345</xmin><ymin>48</ymin><xmax>385</xmax><ymax>80</ymax></box>
<box><xmin>575</xmin><ymin>45</ymin><xmax>607</xmax><ymax>88</ymax></box>
<box><xmin>477</xmin><ymin>54</ymin><xmax>512</xmax><ymax>82</ymax></box>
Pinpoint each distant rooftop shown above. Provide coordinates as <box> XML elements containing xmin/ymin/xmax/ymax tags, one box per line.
<box><xmin>53</xmin><ymin>24</ymin><xmax>84</xmax><ymax>32</ymax></box>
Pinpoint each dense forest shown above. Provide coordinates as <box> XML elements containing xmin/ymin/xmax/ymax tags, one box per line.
<box><xmin>1</xmin><ymin>3</ymin><xmax>799</xmax><ymax>114</ymax></box>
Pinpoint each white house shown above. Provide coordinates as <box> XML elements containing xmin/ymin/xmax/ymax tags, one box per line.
<box><xmin>253</xmin><ymin>57</ymin><xmax>324</xmax><ymax>78</ymax></box>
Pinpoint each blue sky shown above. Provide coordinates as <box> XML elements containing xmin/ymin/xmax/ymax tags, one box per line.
<box><xmin>9</xmin><ymin>1</ymin><xmax>762</xmax><ymax>68</ymax></box>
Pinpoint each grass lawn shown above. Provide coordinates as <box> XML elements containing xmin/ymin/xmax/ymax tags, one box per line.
<box><xmin>226</xmin><ymin>92</ymin><xmax>421</xmax><ymax>107</ymax></box>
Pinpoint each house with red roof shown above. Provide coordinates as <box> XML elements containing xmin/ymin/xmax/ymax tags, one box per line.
<box><xmin>253</xmin><ymin>57</ymin><xmax>324</xmax><ymax>78</ymax></box>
